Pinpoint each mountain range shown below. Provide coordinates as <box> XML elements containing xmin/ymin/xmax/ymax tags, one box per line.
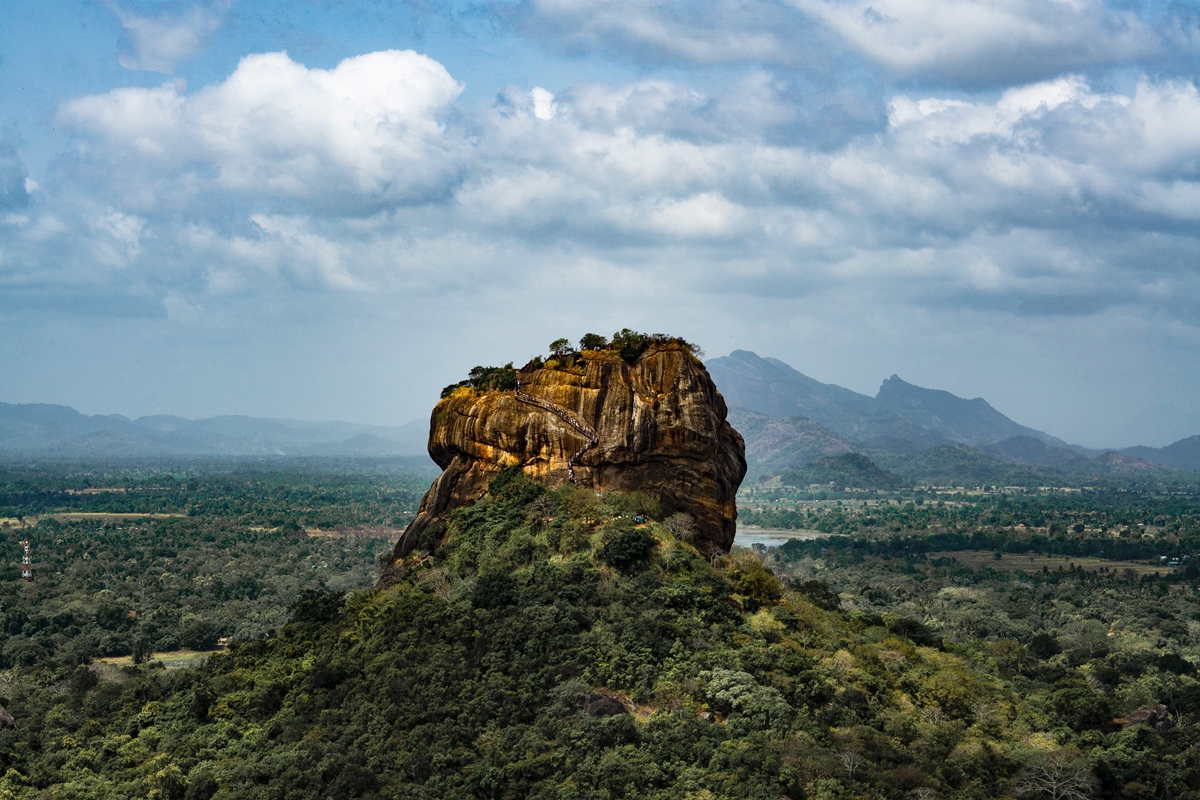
<box><xmin>0</xmin><ymin>403</ymin><xmax>429</xmax><ymax>458</ymax></box>
<box><xmin>706</xmin><ymin>350</ymin><xmax>1200</xmax><ymax>477</ymax></box>
<box><xmin>3</xmin><ymin>350</ymin><xmax>1196</xmax><ymax>479</ymax></box>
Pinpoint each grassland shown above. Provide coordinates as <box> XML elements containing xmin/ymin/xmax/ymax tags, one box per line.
<box><xmin>929</xmin><ymin>548</ymin><xmax>1173</xmax><ymax>577</ymax></box>
<box><xmin>95</xmin><ymin>648</ymin><xmax>220</xmax><ymax>670</ymax></box>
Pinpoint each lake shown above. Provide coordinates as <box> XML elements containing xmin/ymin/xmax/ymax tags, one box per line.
<box><xmin>732</xmin><ymin>527</ymin><xmax>838</xmax><ymax>549</ymax></box>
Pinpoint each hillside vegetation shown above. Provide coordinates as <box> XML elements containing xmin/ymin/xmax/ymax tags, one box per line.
<box><xmin>1</xmin><ymin>469</ymin><xmax>1199</xmax><ymax>798</ymax></box>
<box><xmin>778</xmin><ymin>453</ymin><xmax>904</xmax><ymax>490</ymax></box>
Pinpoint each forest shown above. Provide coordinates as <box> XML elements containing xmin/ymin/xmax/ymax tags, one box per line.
<box><xmin>0</xmin><ymin>460</ymin><xmax>1198</xmax><ymax>798</ymax></box>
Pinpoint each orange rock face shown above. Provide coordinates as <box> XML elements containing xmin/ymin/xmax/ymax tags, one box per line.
<box><xmin>389</xmin><ymin>344</ymin><xmax>746</xmax><ymax>565</ymax></box>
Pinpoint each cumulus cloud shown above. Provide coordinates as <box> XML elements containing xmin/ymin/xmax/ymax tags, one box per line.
<box><xmin>794</xmin><ymin>0</ymin><xmax>1157</xmax><ymax>85</ymax></box>
<box><xmin>60</xmin><ymin>50</ymin><xmax>466</xmax><ymax>212</ymax></box>
<box><xmin>512</xmin><ymin>0</ymin><xmax>829</xmax><ymax>66</ymax></box>
<box><xmin>448</xmin><ymin>73</ymin><xmax>1200</xmax><ymax>320</ymax></box>
<box><xmin>0</xmin><ymin>141</ymin><xmax>30</xmax><ymax>211</ymax></box>
<box><xmin>882</xmin><ymin>76</ymin><xmax>1200</xmax><ymax>223</ymax></box>
<box><xmin>5</xmin><ymin>49</ymin><xmax>1198</xmax><ymax>336</ymax></box>
<box><xmin>512</xmin><ymin>0</ymin><xmax>1167</xmax><ymax>85</ymax></box>
<box><xmin>87</xmin><ymin>209</ymin><xmax>147</xmax><ymax>266</ymax></box>
<box><xmin>110</xmin><ymin>1</ymin><xmax>227</xmax><ymax>74</ymax></box>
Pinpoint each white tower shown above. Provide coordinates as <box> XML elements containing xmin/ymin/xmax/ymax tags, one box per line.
<box><xmin>21</xmin><ymin>539</ymin><xmax>31</xmax><ymax>581</ymax></box>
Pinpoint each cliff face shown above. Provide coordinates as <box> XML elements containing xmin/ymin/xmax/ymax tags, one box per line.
<box><xmin>389</xmin><ymin>344</ymin><xmax>746</xmax><ymax>567</ymax></box>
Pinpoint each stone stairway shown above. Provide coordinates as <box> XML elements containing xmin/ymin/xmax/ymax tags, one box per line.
<box><xmin>515</xmin><ymin>378</ymin><xmax>599</xmax><ymax>482</ymax></box>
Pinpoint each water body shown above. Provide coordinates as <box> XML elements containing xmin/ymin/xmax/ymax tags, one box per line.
<box><xmin>733</xmin><ymin>527</ymin><xmax>838</xmax><ymax>549</ymax></box>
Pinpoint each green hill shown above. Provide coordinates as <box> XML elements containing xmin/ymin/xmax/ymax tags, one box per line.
<box><xmin>778</xmin><ymin>452</ymin><xmax>904</xmax><ymax>490</ymax></box>
<box><xmin>3</xmin><ymin>469</ymin><xmax>1193</xmax><ymax>798</ymax></box>
<box><xmin>727</xmin><ymin>407</ymin><xmax>858</xmax><ymax>478</ymax></box>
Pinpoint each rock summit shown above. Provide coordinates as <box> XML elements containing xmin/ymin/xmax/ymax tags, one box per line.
<box><xmin>387</xmin><ymin>338</ymin><xmax>746</xmax><ymax>570</ymax></box>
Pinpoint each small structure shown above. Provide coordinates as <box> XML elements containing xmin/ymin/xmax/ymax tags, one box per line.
<box><xmin>21</xmin><ymin>539</ymin><xmax>31</xmax><ymax>581</ymax></box>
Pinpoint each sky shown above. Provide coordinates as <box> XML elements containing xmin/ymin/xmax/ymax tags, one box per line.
<box><xmin>1</xmin><ymin>0</ymin><xmax>1199</xmax><ymax>449</ymax></box>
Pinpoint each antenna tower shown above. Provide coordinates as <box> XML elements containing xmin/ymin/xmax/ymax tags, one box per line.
<box><xmin>21</xmin><ymin>539</ymin><xmax>31</xmax><ymax>581</ymax></box>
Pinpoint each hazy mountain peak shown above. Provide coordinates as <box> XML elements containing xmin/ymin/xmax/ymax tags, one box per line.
<box><xmin>0</xmin><ymin>403</ymin><xmax>430</xmax><ymax>458</ymax></box>
<box><xmin>878</xmin><ymin>374</ymin><xmax>987</xmax><ymax>406</ymax></box>
<box><xmin>872</xmin><ymin>374</ymin><xmax>1084</xmax><ymax>452</ymax></box>
<box><xmin>709</xmin><ymin>353</ymin><xmax>1080</xmax><ymax>453</ymax></box>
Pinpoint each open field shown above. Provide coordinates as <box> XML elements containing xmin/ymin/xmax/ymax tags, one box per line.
<box><xmin>929</xmin><ymin>549</ymin><xmax>1173</xmax><ymax>578</ymax></box>
<box><xmin>41</xmin><ymin>512</ymin><xmax>185</xmax><ymax>521</ymax></box>
<box><xmin>305</xmin><ymin>526</ymin><xmax>403</xmax><ymax>541</ymax></box>
<box><xmin>2</xmin><ymin>513</ymin><xmax>186</xmax><ymax>528</ymax></box>
<box><xmin>96</xmin><ymin>648</ymin><xmax>221</xmax><ymax>670</ymax></box>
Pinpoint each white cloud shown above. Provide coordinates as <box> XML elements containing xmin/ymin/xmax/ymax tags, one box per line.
<box><xmin>880</xmin><ymin>77</ymin><xmax>1200</xmax><ymax>217</ymax></box>
<box><xmin>516</xmin><ymin>0</ymin><xmax>817</xmax><ymax>65</ymax></box>
<box><xmin>531</xmin><ymin>87</ymin><xmax>557</xmax><ymax>120</ymax></box>
<box><xmin>7</xmin><ymin>53</ymin><xmax>1200</xmax><ymax>347</ymax></box>
<box><xmin>88</xmin><ymin>209</ymin><xmax>146</xmax><ymax>265</ymax></box>
<box><xmin>887</xmin><ymin>76</ymin><xmax>1109</xmax><ymax>143</ymax></box>
<box><xmin>61</xmin><ymin>50</ymin><xmax>466</xmax><ymax>210</ymax></box>
<box><xmin>793</xmin><ymin>0</ymin><xmax>1157</xmax><ymax>84</ymax></box>
<box><xmin>514</xmin><ymin>0</ymin><xmax>1166</xmax><ymax>85</ymax></box>
<box><xmin>454</xmin><ymin>75</ymin><xmax>1200</xmax><ymax>316</ymax></box>
<box><xmin>111</xmin><ymin>2</ymin><xmax>226</xmax><ymax>74</ymax></box>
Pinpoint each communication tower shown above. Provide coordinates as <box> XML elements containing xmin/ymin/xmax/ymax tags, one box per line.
<box><xmin>21</xmin><ymin>539</ymin><xmax>31</xmax><ymax>581</ymax></box>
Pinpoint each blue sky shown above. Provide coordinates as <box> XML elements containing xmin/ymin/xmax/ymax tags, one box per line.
<box><xmin>2</xmin><ymin>0</ymin><xmax>1199</xmax><ymax>448</ymax></box>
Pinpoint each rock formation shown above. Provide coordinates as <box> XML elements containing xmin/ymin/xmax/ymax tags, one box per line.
<box><xmin>387</xmin><ymin>342</ymin><xmax>745</xmax><ymax>569</ymax></box>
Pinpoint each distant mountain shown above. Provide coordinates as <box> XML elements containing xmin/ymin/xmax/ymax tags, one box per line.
<box><xmin>887</xmin><ymin>443</ymin><xmax>1164</xmax><ymax>486</ymax></box>
<box><xmin>779</xmin><ymin>453</ymin><xmax>904</xmax><ymax>490</ymax></box>
<box><xmin>884</xmin><ymin>444</ymin><xmax>1051</xmax><ymax>487</ymax></box>
<box><xmin>1120</xmin><ymin>436</ymin><xmax>1200</xmax><ymax>471</ymax></box>
<box><xmin>708</xmin><ymin>352</ymin><xmax>875</xmax><ymax>430</ymax></box>
<box><xmin>0</xmin><ymin>402</ymin><xmax>430</xmax><ymax>458</ymax></box>
<box><xmin>708</xmin><ymin>350</ymin><xmax>1082</xmax><ymax>453</ymax></box>
<box><xmin>875</xmin><ymin>375</ymin><xmax>1083</xmax><ymax>452</ymax></box>
<box><xmin>711</xmin><ymin>350</ymin><xmax>1196</xmax><ymax>484</ymax></box>
<box><xmin>727</xmin><ymin>407</ymin><xmax>858</xmax><ymax>476</ymax></box>
<box><xmin>984</xmin><ymin>436</ymin><xmax>1096</xmax><ymax>469</ymax></box>
<box><xmin>1093</xmin><ymin>451</ymin><xmax>1163</xmax><ymax>474</ymax></box>
<box><xmin>708</xmin><ymin>351</ymin><xmax>948</xmax><ymax>452</ymax></box>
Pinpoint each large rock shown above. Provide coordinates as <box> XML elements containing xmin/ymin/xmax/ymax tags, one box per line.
<box><xmin>388</xmin><ymin>343</ymin><xmax>745</xmax><ymax>568</ymax></box>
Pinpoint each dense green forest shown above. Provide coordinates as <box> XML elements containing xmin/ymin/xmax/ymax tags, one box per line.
<box><xmin>0</xmin><ymin>459</ymin><xmax>432</xmax><ymax>666</ymax></box>
<box><xmin>0</xmin><ymin>462</ymin><xmax>1197</xmax><ymax>798</ymax></box>
<box><xmin>740</xmin><ymin>484</ymin><xmax>1200</xmax><ymax>543</ymax></box>
<box><xmin>0</xmin><ymin>517</ymin><xmax>390</xmax><ymax>666</ymax></box>
<box><xmin>0</xmin><ymin>457</ymin><xmax>434</xmax><ymax>528</ymax></box>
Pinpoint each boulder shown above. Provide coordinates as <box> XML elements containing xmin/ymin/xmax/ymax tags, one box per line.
<box><xmin>386</xmin><ymin>342</ymin><xmax>745</xmax><ymax>571</ymax></box>
<box><xmin>582</xmin><ymin>694</ymin><xmax>628</xmax><ymax>717</ymax></box>
<box><xmin>1119</xmin><ymin>704</ymin><xmax>1172</xmax><ymax>733</ymax></box>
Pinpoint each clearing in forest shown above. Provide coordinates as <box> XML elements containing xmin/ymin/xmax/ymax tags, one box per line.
<box><xmin>929</xmin><ymin>549</ymin><xmax>1173</xmax><ymax>578</ymax></box>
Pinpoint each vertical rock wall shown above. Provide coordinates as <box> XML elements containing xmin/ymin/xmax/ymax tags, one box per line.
<box><xmin>388</xmin><ymin>344</ymin><xmax>746</xmax><ymax>568</ymax></box>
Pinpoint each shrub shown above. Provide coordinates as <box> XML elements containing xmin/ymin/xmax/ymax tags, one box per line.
<box><xmin>598</xmin><ymin>521</ymin><xmax>656</xmax><ymax>573</ymax></box>
<box><xmin>178</xmin><ymin>619</ymin><xmax>218</xmax><ymax>651</ymax></box>
<box><xmin>1029</xmin><ymin>632</ymin><xmax>1061</xmax><ymax>659</ymax></box>
<box><xmin>794</xmin><ymin>579</ymin><xmax>841</xmax><ymax>611</ymax></box>
<box><xmin>441</xmin><ymin>363</ymin><xmax>518</xmax><ymax>398</ymax></box>
<box><xmin>549</xmin><ymin>338</ymin><xmax>575</xmax><ymax>357</ymax></box>
<box><xmin>726</xmin><ymin>553</ymin><xmax>783</xmax><ymax>609</ymax></box>
<box><xmin>288</xmin><ymin>589</ymin><xmax>345</xmax><ymax>626</ymax></box>
<box><xmin>663</xmin><ymin>512</ymin><xmax>696</xmax><ymax>543</ymax></box>
<box><xmin>579</xmin><ymin>333</ymin><xmax>608</xmax><ymax>350</ymax></box>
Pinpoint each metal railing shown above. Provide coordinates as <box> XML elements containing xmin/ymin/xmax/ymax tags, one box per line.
<box><xmin>515</xmin><ymin>378</ymin><xmax>599</xmax><ymax>482</ymax></box>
